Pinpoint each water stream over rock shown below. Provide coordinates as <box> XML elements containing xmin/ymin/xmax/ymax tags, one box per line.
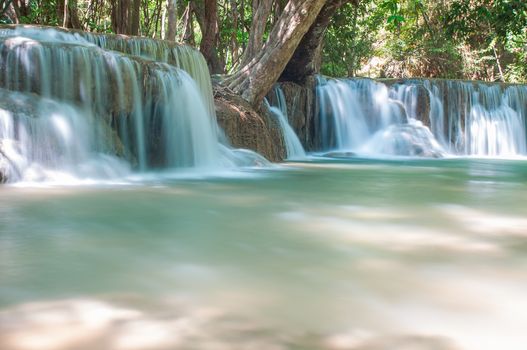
<box><xmin>316</xmin><ymin>78</ymin><xmax>527</xmax><ymax>158</ymax></box>
<box><xmin>0</xmin><ymin>26</ymin><xmax>258</xmax><ymax>183</ymax></box>
<box><xmin>268</xmin><ymin>86</ymin><xmax>306</xmax><ymax>160</ymax></box>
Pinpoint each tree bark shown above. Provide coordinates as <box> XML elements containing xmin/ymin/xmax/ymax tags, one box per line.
<box><xmin>199</xmin><ymin>0</ymin><xmax>223</xmax><ymax>73</ymax></box>
<box><xmin>240</xmin><ymin>0</ymin><xmax>273</xmax><ymax>66</ymax></box>
<box><xmin>13</xmin><ymin>0</ymin><xmax>29</xmax><ymax>19</ymax></box>
<box><xmin>111</xmin><ymin>0</ymin><xmax>128</xmax><ymax>34</ymax></box>
<box><xmin>69</xmin><ymin>0</ymin><xmax>82</xmax><ymax>29</ymax></box>
<box><xmin>63</xmin><ymin>0</ymin><xmax>68</xmax><ymax>27</ymax></box>
<box><xmin>229</xmin><ymin>0</ymin><xmax>240</xmax><ymax>66</ymax></box>
<box><xmin>226</xmin><ymin>0</ymin><xmax>328</xmax><ymax>107</ymax></box>
<box><xmin>280</xmin><ymin>0</ymin><xmax>351</xmax><ymax>83</ymax></box>
<box><xmin>161</xmin><ymin>0</ymin><xmax>166</xmax><ymax>39</ymax></box>
<box><xmin>57</xmin><ymin>0</ymin><xmax>82</xmax><ymax>29</ymax></box>
<box><xmin>130</xmin><ymin>0</ymin><xmax>141</xmax><ymax>35</ymax></box>
<box><xmin>2</xmin><ymin>1</ymin><xmax>18</xmax><ymax>24</ymax></box>
<box><xmin>111</xmin><ymin>0</ymin><xmax>140</xmax><ymax>35</ymax></box>
<box><xmin>166</xmin><ymin>0</ymin><xmax>177</xmax><ymax>41</ymax></box>
<box><xmin>180</xmin><ymin>2</ymin><xmax>195</xmax><ymax>45</ymax></box>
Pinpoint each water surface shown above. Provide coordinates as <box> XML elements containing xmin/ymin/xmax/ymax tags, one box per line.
<box><xmin>1</xmin><ymin>158</ymin><xmax>526</xmax><ymax>350</ymax></box>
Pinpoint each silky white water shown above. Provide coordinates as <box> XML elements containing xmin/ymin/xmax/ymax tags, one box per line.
<box><xmin>316</xmin><ymin>78</ymin><xmax>527</xmax><ymax>157</ymax></box>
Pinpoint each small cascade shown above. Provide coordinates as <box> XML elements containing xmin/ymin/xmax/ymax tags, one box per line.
<box><xmin>146</xmin><ymin>67</ymin><xmax>221</xmax><ymax>169</ymax></box>
<box><xmin>0</xmin><ymin>26</ymin><xmax>258</xmax><ymax>183</ymax></box>
<box><xmin>316</xmin><ymin>77</ymin><xmax>445</xmax><ymax>157</ymax></box>
<box><xmin>441</xmin><ymin>81</ymin><xmax>527</xmax><ymax>156</ymax></box>
<box><xmin>268</xmin><ymin>86</ymin><xmax>306</xmax><ymax>160</ymax></box>
<box><xmin>316</xmin><ymin>77</ymin><xmax>527</xmax><ymax>157</ymax></box>
<box><xmin>0</xmin><ymin>89</ymin><xmax>129</xmax><ymax>183</ymax></box>
<box><xmin>0</xmin><ymin>25</ymin><xmax>215</xmax><ymax>118</ymax></box>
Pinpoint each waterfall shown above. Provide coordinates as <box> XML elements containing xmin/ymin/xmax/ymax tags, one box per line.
<box><xmin>269</xmin><ymin>106</ymin><xmax>307</xmax><ymax>160</ymax></box>
<box><xmin>0</xmin><ymin>26</ymin><xmax>215</xmax><ymax>117</ymax></box>
<box><xmin>0</xmin><ymin>26</ymin><xmax>256</xmax><ymax>183</ymax></box>
<box><xmin>146</xmin><ymin>67</ymin><xmax>221</xmax><ymax>168</ymax></box>
<box><xmin>316</xmin><ymin>77</ymin><xmax>527</xmax><ymax>157</ymax></box>
<box><xmin>316</xmin><ymin>77</ymin><xmax>446</xmax><ymax>157</ymax></box>
<box><xmin>272</xmin><ymin>86</ymin><xmax>307</xmax><ymax>159</ymax></box>
<box><xmin>442</xmin><ymin>81</ymin><xmax>527</xmax><ymax>156</ymax></box>
<box><xmin>268</xmin><ymin>86</ymin><xmax>306</xmax><ymax>160</ymax></box>
<box><xmin>0</xmin><ymin>89</ymin><xmax>129</xmax><ymax>183</ymax></box>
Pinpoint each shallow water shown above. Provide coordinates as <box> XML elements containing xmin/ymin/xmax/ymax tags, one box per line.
<box><xmin>1</xmin><ymin>158</ymin><xmax>526</xmax><ymax>350</ymax></box>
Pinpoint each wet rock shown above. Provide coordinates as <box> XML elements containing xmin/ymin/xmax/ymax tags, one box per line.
<box><xmin>322</xmin><ymin>151</ymin><xmax>357</xmax><ymax>158</ymax></box>
<box><xmin>0</xmin><ymin>144</ymin><xmax>17</xmax><ymax>183</ymax></box>
<box><xmin>214</xmin><ymin>86</ymin><xmax>284</xmax><ymax>162</ymax></box>
<box><xmin>0</xmin><ymin>162</ymin><xmax>7</xmax><ymax>183</ymax></box>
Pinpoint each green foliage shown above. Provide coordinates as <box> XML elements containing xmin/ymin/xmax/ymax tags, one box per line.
<box><xmin>382</xmin><ymin>0</ymin><xmax>405</xmax><ymax>30</ymax></box>
<box><xmin>322</xmin><ymin>0</ymin><xmax>384</xmax><ymax>77</ymax></box>
<box><xmin>1</xmin><ymin>0</ymin><xmax>525</xmax><ymax>83</ymax></box>
<box><xmin>19</xmin><ymin>0</ymin><xmax>59</xmax><ymax>26</ymax></box>
<box><xmin>443</xmin><ymin>0</ymin><xmax>527</xmax><ymax>82</ymax></box>
<box><xmin>322</xmin><ymin>0</ymin><xmax>527</xmax><ymax>83</ymax></box>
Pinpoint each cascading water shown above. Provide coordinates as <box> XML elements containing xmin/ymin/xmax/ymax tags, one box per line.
<box><xmin>0</xmin><ymin>25</ymin><xmax>215</xmax><ymax>118</ymax></box>
<box><xmin>0</xmin><ymin>26</ymin><xmax>256</xmax><ymax>183</ymax></box>
<box><xmin>316</xmin><ymin>77</ymin><xmax>527</xmax><ymax>158</ymax></box>
<box><xmin>441</xmin><ymin>81</ymin><xmax>527</xmax><ymax>156</ymax></box>
<box><xmin>146</xmin><ymin>66</ymin><xmax>221</xmax><ymax>169</ymax></box>
<box><xmin>0</xmin><ymin>90</ymin><xmax>130</xmax><ymax>183</ymax></box>
<box><xmin>268</xmin><ymin>86</ymin><xmax>306</xmax><ymax>160</ymax></box>
<box><xmin>316</xmin><ymin>77</ymin><xmax>446</xmax><ymax>157</ymax></box>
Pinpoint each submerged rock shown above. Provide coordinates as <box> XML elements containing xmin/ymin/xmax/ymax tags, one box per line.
<box><xmin>322</xmin><ymin>151</ymin><xmax>357</xmax><ymax>158</ymax></box>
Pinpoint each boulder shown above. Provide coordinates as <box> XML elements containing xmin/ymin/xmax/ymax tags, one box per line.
<box><xmin>214</xmin><ymin>86</ymin><xmax>285</xmax><ymax>162</ymax></box>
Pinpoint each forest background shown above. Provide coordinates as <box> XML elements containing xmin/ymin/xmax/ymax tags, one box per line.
<box><xmin>1</xmin><ymin>0</ymin><xmax>525</xmax><ymax>95</ymax></box>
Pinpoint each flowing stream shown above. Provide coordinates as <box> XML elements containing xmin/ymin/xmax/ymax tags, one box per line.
<box><xmin>1</xmin><ymin>158</ymin><xmax>526</xmax><ymax>350</ymax></box>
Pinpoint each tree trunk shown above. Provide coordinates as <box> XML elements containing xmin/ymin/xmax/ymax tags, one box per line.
<box><xmin>129</xmin><ymin>0</ymin><xmax>141</xmax><ymax>35</ymax></box>
<box><xmin>280</xmin><ymin>0</ymin><xmax>350</xmax><ymax>83</ymax></box>
<box><xmin>198</xmin><ymin>0</ymin><xmax>223</xmax><ymax>73</ymax></box>
<box><xmin>180</xmin><ymin>2</ymin><xmax>195</xmax><ymax>45</ymax></box>
<box><xmin>111</xmin><ymin>0</ymin><xmax>140</xmax><ymax>35</ymax></box>
<box><xmin>166</xmin><ymin>0</ymin><xmax>177</xmax><ymax>41</ymax></box>
<box><xmin>240</xmin><ymin>0</ymin><xmax>273</xmax><ymax>66</ymax></box>
<box><xmin>226</xmin><ymin>0</ymin><xmax>328</xmax><ymax>107</ymax></box>
<box><xmin>62</xmin><ymin>0</ymin><xmax>68</xmax><ymax>27</ymax></box>
<box><xmin>161</xmin><ymin>1</ymin><xmax>166</xmax><ymax>39</ymax></box>
<box><xmin>3</xmin><ymin>1</ymin><xmax>19</xmax><ymax>24</ymax></box>
<box><xmin>13</xmin><ymin>0</ymin><xmax>29</xmax><ymax>19</ymax></box>
<box><xmin>57</xmin><ymin>0</ymin><xmax>82</xmax><ymax>29</ymax></box>
<box><xmin>111</xmin><ymin>0</ymin><xmax>128</xmax><ymax>34</ymax></box>
<box><xmin>229</xmin><ymin>0</ymin><xmax>240</xmax><ymax>67</ymax></box>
